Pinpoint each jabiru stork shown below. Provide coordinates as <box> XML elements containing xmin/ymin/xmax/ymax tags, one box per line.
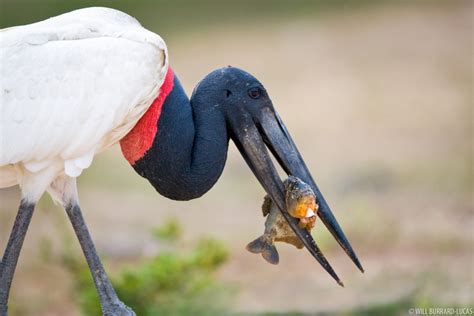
<box><xmin>0</xmin><ymin>7</ymin><xmax>363</xmax><ymax>315</ymax></box>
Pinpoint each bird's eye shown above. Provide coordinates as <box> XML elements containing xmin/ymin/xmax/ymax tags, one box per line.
<box><xmin>248</xmin><ymin>87</ymin><xmax>261</xmax><ymax>99</ymax></box>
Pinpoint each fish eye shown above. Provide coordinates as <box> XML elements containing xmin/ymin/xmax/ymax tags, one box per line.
<box><xmin>248</xmin><ymin>87</ymin><xmax>261</xmax><ymax>99</ymax></box>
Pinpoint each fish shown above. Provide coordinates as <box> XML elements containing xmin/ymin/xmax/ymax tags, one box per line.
<box><xmin>246</xmin><ymin>176</ymin><xmax>318</xmax><ymax>264</ymax></box>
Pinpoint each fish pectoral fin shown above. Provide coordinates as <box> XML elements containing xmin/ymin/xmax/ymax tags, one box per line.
<box><xmin>261</xmin><ymin>195</ymin><xmax>272</xmax><ymax>217</ymax></box>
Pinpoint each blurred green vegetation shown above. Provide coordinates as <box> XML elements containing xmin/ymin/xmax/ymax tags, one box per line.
<box><xmin>0</xmin><ymin>0</ymin><xmax>447</xmax><ymax>33</ymax></box>
<box><xmin>152</xmin><ymin>217</ymin><xmax>183</xmax><ymax>241</ymax></box>
<box><xmin>60</xmin><ymin>219</ymin><xmax>234</xmax><ymax>316</ymax></box>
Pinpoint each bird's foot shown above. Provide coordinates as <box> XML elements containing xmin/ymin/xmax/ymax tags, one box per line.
<box><xmin>103</xmin><ymin>301</ymin><xmax>135</xmax><ymax>316</ymax></box>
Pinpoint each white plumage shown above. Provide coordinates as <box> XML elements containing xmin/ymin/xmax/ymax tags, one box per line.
<box><xmin>0</xmin><ymin>7</ymin><xmax>168</xmax><ymax>201</ymax></box>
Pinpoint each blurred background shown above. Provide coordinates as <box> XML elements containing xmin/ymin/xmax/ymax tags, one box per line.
<box><xmin>0</xmin><ymin>0</ymin><xmax>472</xmax><ymax>315</ymax></box>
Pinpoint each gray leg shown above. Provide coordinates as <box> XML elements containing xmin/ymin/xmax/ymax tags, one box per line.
<box><xmin>0</xmin><ymin>200</ymin><xmax>36</xmax><ymax>316</ymax></box>
<box><xmin>65</xmin><ymin>203</ymin><xmax>135</xmax><ymax>316</ymax></box>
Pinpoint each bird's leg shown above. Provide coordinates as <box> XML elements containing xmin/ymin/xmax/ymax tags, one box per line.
<box><xmin>48</xmin><ymin>175</ymin><xmax>134</xmax><ymax>315</ymax></box>
<box><xmin>64</xmin><ymin>203</ymin><xmax>135</xmax><ymax>316</ymax></box>
<box><xmin>0</xmin><ymin>200</ymin><xmax>36</xmax><ymax>316</ymax></box>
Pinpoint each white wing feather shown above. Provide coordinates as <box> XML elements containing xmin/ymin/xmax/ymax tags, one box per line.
<box><xmin>0</xmin><ymin>7</ymin><xmax>168</xmax><ymax>181</ymax></box>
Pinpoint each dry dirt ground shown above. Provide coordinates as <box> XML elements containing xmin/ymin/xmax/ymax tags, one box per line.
<box><xmin>0</xmin><ymin>2</ymin><xmax>472</xmax><ymax>315</ymax></box>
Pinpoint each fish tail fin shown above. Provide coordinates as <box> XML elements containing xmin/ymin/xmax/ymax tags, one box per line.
<box><xmin>246</xmin><ymin>236</ymin><xmax>279</xmax><ymax>265</ymax></box>
<box><xmin>262</xmin><ymin>244</ymin><xmax>279</xmax><ymax>265</ymax></box>
<box><xmin>246</xmin><ymin>236</ymin><xmax>267</xmax><ymax>253</ymax></box>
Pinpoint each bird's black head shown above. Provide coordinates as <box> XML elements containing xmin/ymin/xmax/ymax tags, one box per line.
<box><xmin>192</xmin><ymin>66</ymin><xmax>364</xmax><ymax>285</ymax></box>
<box><xmin>191</xmin><ymin>66</ymin><xmax>270</xmax><ymax>115</ymax></box>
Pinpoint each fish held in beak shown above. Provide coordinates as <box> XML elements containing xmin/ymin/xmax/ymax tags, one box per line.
<box><xmin>246</xmin><ymin>177</ymin><xmax>318</xmax><ymax>265</ymax></box>
<box><xmin>246</xmin><ymin>176</ymin><xmax>344</xmax><ymax>286</ymax></box>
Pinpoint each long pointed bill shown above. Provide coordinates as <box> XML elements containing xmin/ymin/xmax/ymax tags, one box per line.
<box><xmin>257</xmin><ymin>107</ymin><xmax>364</xmax><ymax>273</ymax></box>
<box><xmin>228</xmin><ymin>113</ymin><xmax>344</xmax><ymax>286</ymax></box>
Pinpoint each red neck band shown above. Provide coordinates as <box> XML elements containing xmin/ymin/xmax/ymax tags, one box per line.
<box><xmin>120</xmin><ymin>67</ymin><xmax>175</xmax><ymax>165</ymax></box>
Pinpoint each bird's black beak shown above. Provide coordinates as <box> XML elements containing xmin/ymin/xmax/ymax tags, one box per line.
<box><xmin>228</xmin><ymin>106</ymin><xmax>363</xmax><ymax>286</ymax></box>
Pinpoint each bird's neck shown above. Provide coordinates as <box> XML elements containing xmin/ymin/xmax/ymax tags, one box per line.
<box><xmin>120</xmin><ymin>68</ymin><xmax>229</xmax><ymax>200</ymax></box>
